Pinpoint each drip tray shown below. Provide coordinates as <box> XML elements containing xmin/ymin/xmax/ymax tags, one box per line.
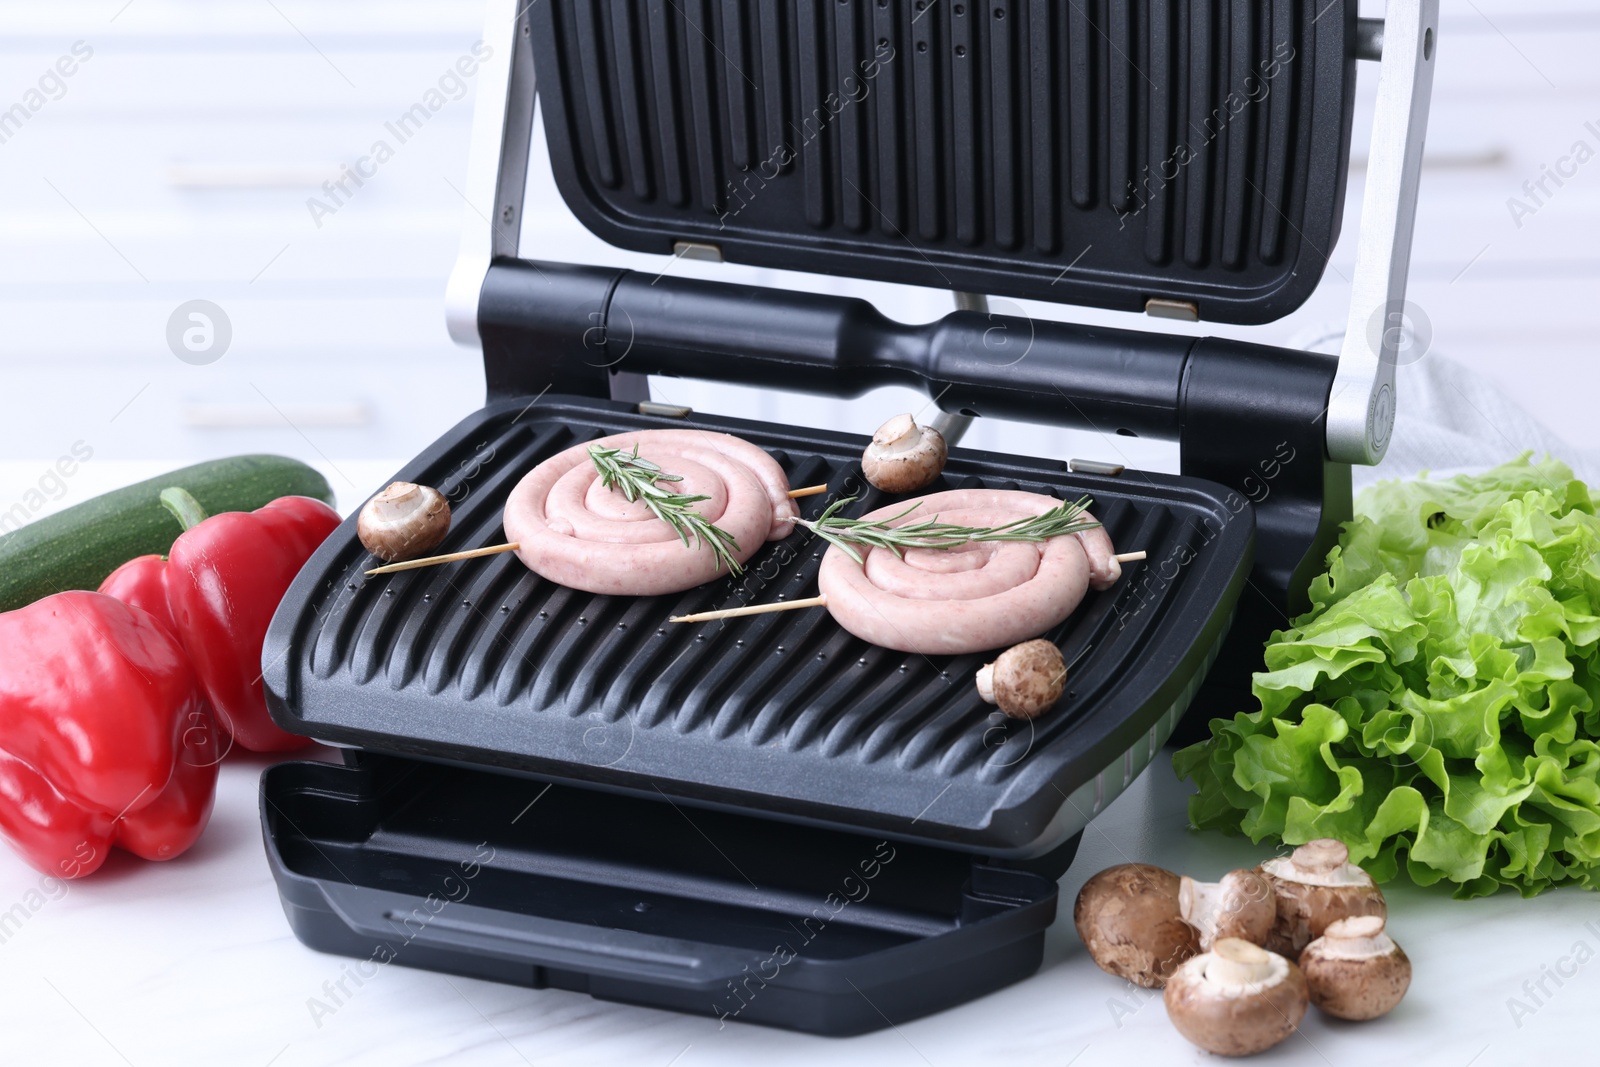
<box><xmin>263</xmin><ymin>395</ymin><xmax>1253</xmax><ymax>855</ymax></box>
<box><xmin>262</xmin><ymin>754</ymin><xmax>1058</xmax><ymax>1036</ymax></box>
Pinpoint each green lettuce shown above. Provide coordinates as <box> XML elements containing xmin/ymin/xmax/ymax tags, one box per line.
<box><xmin>1175</xmin><ymin>455</ymin><xmax>1600</xmax><ymax>897</ymax></box>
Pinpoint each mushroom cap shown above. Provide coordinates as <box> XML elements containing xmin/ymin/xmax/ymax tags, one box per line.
<box><xmin>358</xmin><ymin>481</ymin><xmax>452</xmax><ymax>562</ymax></box>
<box><xmin>1179</xmin><ymin>869</ymin><xmax>1277</xmax><ymax>950</ymax></box>
<box><xmin>987</xmin><ymin>640</ymin><xmax>1066</xmax><ymax>720</ymax></box>
<box><xmin>1074</xmin><ymin>863</ymin><xmax>1200</xmax><ymax>989</ymax></box>
<box><xmin>1300</xmin><ymin>915</ymin><xmax>1412</xmax><ymax>1021</ymax></box>
<box><xmin>1164</xmin><ymin>939</ymin><xmax>1309</xmax><ymax>1057</ymax></box>
<box><xmin>861</xmin><ymin>414</ymin><xmax>947</xmax><ymax>494</ymax></box>
<box><xmin>1257</xmin><ymin>840</ymin><xmax>1386</xmax><ymax>956</ymax></box>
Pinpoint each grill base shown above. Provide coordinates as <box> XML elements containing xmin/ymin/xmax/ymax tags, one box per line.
<box><xmin>262</xmin><ymin>754</ymin><xmax>1058</xmax><ymax>1037</ymax></box>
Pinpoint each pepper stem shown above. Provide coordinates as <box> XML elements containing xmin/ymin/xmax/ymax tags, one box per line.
<box><xmin>160</xmin><ymin>487</ymin><xmax>210</xmax><ymax>531</ymax></box>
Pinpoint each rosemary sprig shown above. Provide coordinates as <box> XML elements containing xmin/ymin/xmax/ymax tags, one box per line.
<box><xmin>796</xmin><ymin>496</ymin><xmax>1100</xmax><ymax>565</ymax></box>
<box><xmin>588</xmin><ymin>444</ymin><xmax>745</xmax><ymax>574</ymax></box>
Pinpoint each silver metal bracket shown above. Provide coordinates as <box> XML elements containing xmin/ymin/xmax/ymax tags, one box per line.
<box><xmin>928</xmin><ymin>292</ymin><xmax>988</xmax><ymax>447</ymax></box>
<box><xmin>1327</xmin><ymin>0</ymin><xmax>1438</xmax><ymax>466</ymax></box>
<box><xmin>445</xmin><ymin>0</ymin><xmax>524</xmax><ymax>349</ymax></box>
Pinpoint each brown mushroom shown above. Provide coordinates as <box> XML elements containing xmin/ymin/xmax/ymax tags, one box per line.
<box><xmin>975</xmin><ymin>640</ymin><xmax>1067</xmax><ymax>720</ymax></box>
<box><xmin>1179</xmin><ymin>869</ymin><xmax>1277</xmax><ymax>951</ymax></box>
<box><xmin>1164</xmin><ymin>938</ymin><xmax>1310</xmax><ymax>1057</ymax></box>
<box><xmin>358</xmin><ymin>481</ymin><xmax>451</xmax><ymax>562</ymax></box>
<box><xmin>1074</xmin><ymin>863</ymin><xmax>1200</xmax><ymax>989</ymax></box>
<box><xmin>861</xmin><ymin>414</ymin><xmax>947</xmax><ymax>494</ymax></box>
<box><xmin>1256</xmin><ymin>839</ymin><xmax>1386</xmax><ymax>957</ymax></box>
<box><xmin>1299</xmin><ymin>914</ymin><xmax>1411</xmax><ymax>1021</ymax></box>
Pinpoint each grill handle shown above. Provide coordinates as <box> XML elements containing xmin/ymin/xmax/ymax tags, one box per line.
<box><xmin>479</xmin><ymin>258</ymin><xmax>1196</xmax><ymax>440</ymax></box>
<box><xmin>320</xmin><ymin>882</ymin><xmax>757</xmax><ymax>993</ymax></box>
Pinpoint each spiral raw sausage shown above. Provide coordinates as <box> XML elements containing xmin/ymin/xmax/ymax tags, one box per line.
<box><xmin>502</xmin><ymin>429</ymin><xmax>798</xmax><ymax>596</ymax></box>
<box><xmin>817</xmin><ymin>489</ymin><xmax>1115</xmax><ymax>655</ymax></box>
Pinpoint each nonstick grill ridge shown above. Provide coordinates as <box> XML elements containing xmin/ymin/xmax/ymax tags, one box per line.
<box><xmin>264</xmin><ymin>396</ymin><xmax>1252</xmax><ymax>855</ymax></box>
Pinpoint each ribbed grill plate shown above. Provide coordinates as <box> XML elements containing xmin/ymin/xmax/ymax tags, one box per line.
<box><xmin>264</xmin><ymin>398</ymin><xmax>1252</xmax><ymax>853</ymax></box>
<box><xmin>529</xmin><ymin>0</ymin><xmax>1356</xmax><ymax>324</ymax></box>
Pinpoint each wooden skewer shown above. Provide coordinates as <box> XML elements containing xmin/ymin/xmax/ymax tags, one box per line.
<box><xmin>670</xmin><ymin>595</ymin><xmax>828</xmax><ymax>624</ymax></box>
<box><xmin>670</xmin><ymin>553</ymin><xmax>1145</xmax><ymax>622</ymax></box>
<box><xmin>365</xmin><ymin>543</ymin><xmax>521</xmax><ymax>575</ymax></box>
<box><xmin>788</xmin><ymin>483</ymin><xmax>830</xmax><ymax>498</ymax></box>
<box><xmin>370</xmin><ymin>545</ymin><xmax>1147</xmax><ymax>579</ymax></box>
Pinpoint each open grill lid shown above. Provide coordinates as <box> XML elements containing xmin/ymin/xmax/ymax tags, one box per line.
<box><xmin>527</xmin><ymin>0</ymin><xmax>1359</xmax><ymax>326</ymax></box>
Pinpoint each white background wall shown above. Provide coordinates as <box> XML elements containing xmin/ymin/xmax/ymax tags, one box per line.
<box><xmin>1</xmin><ymin>0</ymin><xmax>1597</xmax><ymax>513</ymax></box>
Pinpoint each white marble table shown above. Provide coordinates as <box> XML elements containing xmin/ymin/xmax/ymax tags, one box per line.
<box><xmin>0</xmin><ymin>742</ymin><xmax>1589</xmax><ymax>1067</ymax></box>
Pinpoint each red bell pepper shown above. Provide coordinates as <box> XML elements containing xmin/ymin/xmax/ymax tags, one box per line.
<box><xmin>101</xmin><ymin>489</ymin><xmax>340</xmax><ymax>753</ymax></box>
<box><xmin>0</xmin><ymin>591</ymin><xmax>218</xmax><ymax>878</ymax></box>
<box><xmin>99</xmin><ymin>553</ymin><xmax>176</xmax><ymax>635</ymax></box>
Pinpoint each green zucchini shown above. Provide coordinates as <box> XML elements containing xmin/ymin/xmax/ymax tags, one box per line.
<box><xmin>0</xmin><ymin>454</ymin><xmax>337</xmax><ymax>612</ymax></box>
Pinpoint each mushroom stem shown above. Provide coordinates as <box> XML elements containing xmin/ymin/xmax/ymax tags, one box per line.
<box><xmin>1289</xmin><ymin>839</ymin><xmax>1352</xmax><ymax>876</ymax></box>
<box><xmin>1206</xmin><ymin>939</ymin><xmax>1280</xmax><ymax>988</ymax></box>
<box><xmin>874</xmin><ymin>413</ymin><xmax>921</xmax><ymax>454</ymax></box>
<box><xmin>1311</xmin><ymin>915</ymin><xmax>1394</xmax><ymax>959</ymax></box>
<box><xmin>370</xmin><ymin>481</ymin><xmax>423</xmax><ymax>521</ymax></box>
<box><xmin>975</xmin><ymin>663</ymin><xmax>996</xmax><ymax>704</ymax></box>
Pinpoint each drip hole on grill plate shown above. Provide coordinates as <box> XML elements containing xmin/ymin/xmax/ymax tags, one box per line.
<box><xmin>1116</xmin><ymin>428</ymin><xmax>1138</xmax><ymax>437</ymax></box>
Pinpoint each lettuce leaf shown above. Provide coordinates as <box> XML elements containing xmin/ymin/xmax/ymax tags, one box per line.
<box><xmin>1175</xmin><ymin>455</ymin><xmax>1600</xmax><ymax>897</ymax></box>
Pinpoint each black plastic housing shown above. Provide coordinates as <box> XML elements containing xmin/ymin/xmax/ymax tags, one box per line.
<box><xmin>530</xmin><ymin>0</ymin><xmax>1358</xmax><ymax>323</ymax></box>
<box><xmin>262</xmin><ymin>754</ymin><xmax>1059</xmax><ymax>1036</ymax></box>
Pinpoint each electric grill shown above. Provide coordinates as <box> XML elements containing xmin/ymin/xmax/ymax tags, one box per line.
<box><xmin>260</xmin><ymin>0</ymin><xmax>1436</xmax><ymax>1036</ymax></box>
